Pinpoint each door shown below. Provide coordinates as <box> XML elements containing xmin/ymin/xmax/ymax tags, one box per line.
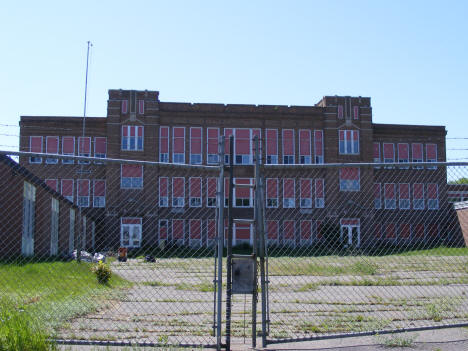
<box><xmin>340</xmin><ymin>223</ymin><xmax>360</xmax><ymax>248</ymax></box>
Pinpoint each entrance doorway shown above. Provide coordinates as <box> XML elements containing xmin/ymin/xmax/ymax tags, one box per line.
<box><xmin>340</xmin><ymin>218</ymin><xmax>360</xmax><ymax>248</ymax></box>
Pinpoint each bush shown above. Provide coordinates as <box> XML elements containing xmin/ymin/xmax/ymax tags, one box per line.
<box><xmin>91</xmin><ymin>260</ymin><xmax>112</xmax><ymax>284</ymax></box>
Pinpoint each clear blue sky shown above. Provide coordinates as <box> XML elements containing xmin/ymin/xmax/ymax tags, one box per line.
<box><xmin>1</xmin><ymin>0</ymin><xmax>467</xmax><ymax>160</ymax></box>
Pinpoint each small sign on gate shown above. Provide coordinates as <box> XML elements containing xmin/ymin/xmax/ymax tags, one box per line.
<box><xmin>232</xmin><ymin>254</ymin><xmax>256</xmax><ymax>294</ymax></box>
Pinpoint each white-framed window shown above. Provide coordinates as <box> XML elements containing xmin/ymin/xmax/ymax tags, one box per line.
<box><xmin>207</xmin><ymin>128</ymin><xmax>219</xmax><ymax>164</ymax></box>
<box><xmin>300</xmin><ymin>220</ymin><xmax>313</xmax><ymax>244</ymax></box>
<box><xmin>337</xmin><ymin>105</ymin><xmax>344</xmax><ymax>119</ymax></box>
<box><xmin>426</xmin><ymin>144</ymin><xmax>437</xmax><ymax>169</ymax></box>
<box><xmin>189</xmin><ymin>219</ymin><xmax>202</xmax><ymax>246</ymax></box>
<box><xmin>190</xmin><ymin>127</ymin><xmax>202</xmax><ymax>164</ymax></box>
<box><xmin>22</xmin><ymin>181</ymin><xmax>36</xmax><ymax>256</ymax></box>
<box><xmin>94</xmin><ymin>137</ymin><xmax>107</xmax><ymax>162</ymax></box>
<box><xmin>374</xmin><ymin>183</ymin><xmax>381</xmax><ymax>209</ymax></box>
<box><xmin>172</xmin><ymin>177</ymin><xmax>185</xmax><ymax>207</ymax></box>
<box><xmin>121</xmin><ymin>164</ymin><xmax>143</xmax><ymax>189</ymax></box>
<box><xmin>122</xmin><ymin>125</ymin><xmax>144</xmax><ymax>151</ymax></box>
<box><xmin>62</xmin><ymin>136</ymin><xmax>75</xmax><ymax>164</ymax></box>
<box><xmin>266</xmin><ymin>178</ymin><xmax>278</xmax><ymax>208</ymax></box>
<box><xmin>299</xmin><ymin>129</ymin><xmax>311</xmax><ymax>164</ymax></box>
<box><xmin>45</xmin><ymin>179</ymin><xmax>58</xmax><ymax>192</ymax></box>
<box><xmin>384</xmin><ymin>183</ymin><xmax>396</xmax><ymax>209</ymax></box>
<box><xmin>224</xmin><ymin>128</ymin><xmax>233</xmax><ymax>165</ymax></box>
<box><xmin>339</xmin><ymin>168</ymin><xmax>360</xmax><ymax>191</ymax></box>
<box><xmin>189</xmin><ymin>177</ymin><xmax>202</xmax><ymax>207</ymax></box>
<box><xmin>373</xmin><ymin>142</ymin><xmax>380</xmax><ymax>167</ymax></box>
<box><xmin>206</xmin><ymin>177</ymin><xmax>217</xmax><ymax>207</ymax></box>
<box><xmin>78</xmin><ymin>179</ymin><xmax>90</xmax><ymax>207</ymax></box>
<box><xmin>159</xmin><ymin>126</ymin><xmax>169</xmax><ymax>162</ymax></box>
<box><xmin>234</xmin><ymin>129</ymin><xmax>252</xmax><ymax>165</ymax></box>
<box><xmin>314</xmin><ymin>130</ymin><xmax>324</xmax><ymax>164</ymax></box>
<box><xmin>315</xmin><ymin>179</ymin><xmax>325</xmax><ymax>208</ymax></box>
<box><xmin>207</xmin><ymin>219</ymin><xmax>217</xmax><ymax>246</ymax></box>
<box><xmin>339</xmin><ymin>130</ymin><xmax>359</xmax><ymax>155</ymax></box>
<box><xmin>78</xmin><ymin>137</ymin><xmax>91</xmax><ymax>164</ymax></box>
<box><xmin>300</xmin><ymin>178</ymin><xmax>312</xmax><ymax>208</ymax></box>
<box><xmin>413</xmin><ymin>183</ymin><xmax>424</xmax><ymax>209</ymax></box>
<box><xmin>266</xmin><ymin>220</ymin><xmax>279</xmax><ymax>243</ymax></box>
<box><xmin>50</xmin><ymin>198</ymin><xmax>59</xmax><ymax>256</ymax></box>
<box><xmin>283</xmin><ymin>178</ymin><xmax>295</xmax><ymax>208</ymax></box>
<box><xmin>121</xmin><ymin>99</ymin><xmax>128</xmax><ymax>114</ymax></box>
<box><xmin>159</xmin><ymin>177</ymin><xmax>169</xmax><ymax>207</ymax></box>
<box><xmin>121</xmin><ymin>218</ymin><xmax>142</xmax><ymax>248</ymax></box>
<box><xmin>412</xmin><ymin>143</ymin><xmax>423</xmax><ymax>168</ymax></box>
<box><xmin>427</xmin><ymin>183</ymin><xmax>439</xmax><ymax>210</ymax></box>
<box><xmin>353</xmin><ymin>105</ymin><xmax>359</xmax><ymax>120</ymax></box>
<box><xmin>398</xmin><ymin>143</ymin><xmax>409</xmax><ymax>167</ymax></box>
<box><xmin>282</xmin><ymin>129</ymin><xmax>295</xmax><ymax>164</ymax></box>
<box><xmin>399</xmin><ymin>183</ymin><xmax>410</xmax><ymax>210</ymax></box>
<box><xmin>45</xmin><ymin>136</ymin><xmax>59</xmax><ymax>164</ymax></box>
<box><xmin>234</xmin><ymin>178</ymin><xmax>253</xmax><ymax>208</ymax></box>
<box><xmin>138</xmin><ymin>99</ymin><xmax>145</xmax><ymax>114</ymax></box>
<box><xmin>266</xmin><ymin>129</ymin><xmax>278</xmax><ymax>164</ymax></box>
<box><xmin>172</xmin><ymin>219</ymin><xmax>184</xmax><ymax>243</ymax></box>
<box><xmin>399</xmin><ymin>223</ymin><xmax>411</xmax><ymax>240</ymax></box>
<box><xmin>283</xmin><ymin>220</ymin><xmax>295</xmax><ymax>245</ymax></box>
<box><xmin>172</xmin><ymin>127</ymin><xmax>185</xmax><ymax>163</ymax></box>
<box><xmin>93</xmin><ymin>180</ymin><xmax>106</xmax><ymax>208</ymax></box>
<box><xmin>159</xmin><ymin>219</ymin><xmax>169</xmax><ymax>241</ymax></box>
<box><xmin>383</xmin><ymin>143</ymin><xmax>395</xmax><ymax>168</ymax></box>
<box><xmin>61</xmin><ymin>179</ymin><xmax>74</xmax><ymax>202</ymax></box>
<box><xmin>29</xmin><ymin>136</ymin><xmax>42</xmax><ymax>163</ymax></box>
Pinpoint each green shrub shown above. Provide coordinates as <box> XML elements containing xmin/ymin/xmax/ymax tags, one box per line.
<box><xmin>91</xmin><ymin>260</ymin><xmax>112</xmax><ymax>284</ymax></box>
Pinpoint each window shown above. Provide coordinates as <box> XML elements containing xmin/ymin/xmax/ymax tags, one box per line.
<box><xmin>427</xmin><ymin>183</ymin><xmax>439</xmax><ymax>210</ymax></box>
<box><xmin>224</xmin><ymin>128</ymin><xmax>233</xmax><ymax>164</ymax></box>
<box><xmin>172</xmin><ymin>177</ymin><xmax>185</xmax><ymax>207</ymax></box>
<box><xmin>138</xmin><ymin>99</ymin><xmax>144</xmax><ymax>114</ymax></box>
<box><xmin>94</xmin><ymin>137</ymin><xmax>107</xmax><ymax>162</ymax></box>
<box><xmin>339</xmin><ymin>168</ymin><xmax>360</xmax><ymax>191</ymax></box>
<box><xmin>69</xmin><ymin>208</ymin><xmax>75</xmax><ymax>254</ymax></box>
<box><xmin>45</xmin><ymin>136</ymin><xmax>59</xmax><ymax>164</ymax></box>
<box><xmin>353</xmin><ymin>106</ymin><xmax>359</xmax><ymax>120</ymax></box>
<box><xmin>300</xmin><ymin>179</ymin><xmax>312</xmax><ymax>208</ymax></box>
<box><xmin>61</xmin><ymin>179</ymin><xmax>73</xmax><ymax>202</ymax></box>
<box><xmin>428</xmin><ymin>223</ymin><xmax>439</xmax><ymax>238</ymax></box>
<box><xmin>234</xmin><ymin>178</ymin><xmax>253</xmax><ymax>208</ymax></box>
<box><xmin>189</xmin><ymin>177</ymin><xmax>202</xmax><ymax>207</ymax></box>
<box><xmin>207</xmin><ymin>128</ymin><xmax>219</xmax><ymax>164</ymax></box>
<box><xmin>384</xmin><ymin>183</ymin><xmax>396</xmax><ymax>209</ymax></box>
<box><xmin>283</xmin><ymin>220</ymin><xmax>295</xmax><ymax>243</ymax></box>
<box><xmin>122</xmin><ymin>125</ymin><xmax>143</xmax><ymax>151</ymax></box>
<box><xmin>234</xmin><ymin>223</ymin><xmax>251</xmax><ymax>245</ymax></box>
<box><xmin>159</xmin><ymin>219</ymin><xmax>169</xmax><ymax>240</ymax></box>
<box><xmin>22</xmin><ymin>182</ymin><xmax>36</xmax><ymax>256</ymax></box>
<box><xmin>29</xmin><ymin>136</ymin><xmax>42</xmax><ymax>163</ymax></box>
<box><xmin>93</xmin><ymin>180</ymin><xmax>106</xmax><ymax>207</ymax></box>
<box><xmin>415</xmin><ymin>223</ymin><xmax>425</xmax><ymax>239</ymax></box>
<box><xmin>282</xmin><ymin>129</ymin><xmax>295</xmax><ymax>164</ymax></box>
<box><xmin>412</xmin><ymin>143</ymin><xmax>423</xmax><ymax>168</ymax></box>
<box><xmin>413</xmin><ymin>183</ymin><xmax>424</xmax><ymax>209</ymax></box>
<box><xmin>315</xmin><ymin>179</ymin><xmax>325</xmax><ymax>208</ymax></box>
<box><xmin>267</xmin><ymin>221</ymin><xmax>279</xmax><ymax>242</ymax></box>
<box><xmin>189</xmin><ymin>219</ymin><xmax>202</xmax><ymax>246</ymax></box>
<box><xmin>400</xmin><ymin>223</ymin><xmax>411</xmax><ymax>239</ymax></box>
<box><xmin>173</xmin><ymin>127</ymin><xmax>185</xmax><ymax>163</ymax></box>
<box><xmin>172</xmin><ymin>219</ymin><xmax>184</xmax><ymax>242</ymax></box>
<box><xmin>121</xmin><ymin>164</ymin><xmax>143</xmax><ymax>189</ymax></box>
<box><xmin>207</xmin><ymin>219</ymin><xmax>216</xmax><ymax>244</ymax></box>
<box><xmin>78</xmin><ymin>179</ymin><xmax>90</xmax><ymax>207</ymax></box>
<box><xmin>224</xmin><ymin>177</ymin><xmax>229</xmax><ymax>207</ymax></box>
<box><xmin>399</xmin><ymin>183</ymin><xmax>410</xmax><ymax>209</ymax></box>
<box><xmin>159</xmin><ymin>126</ymin><xmax>169</xmax><ymax>162</ymax></box>
<box><xmin>339</xmin><ymin>130</ymin><xmax>359</xmax><ymax>155</ymax></box>
<box><xmin>337</xmin><ymin>105</ymin><xmax>344</xmax><ymax>119</ymax></box>
<box><xmin>283</xmin><ymin>178</ymin><xmax>295</xmax><ymax>208</ymax></box>
<box><xmin>50</xmin><ymin>198</ymin><xmax>59</xmax><ymax>255</ymax></box>
<box><xmin>374</xmin><ymin>223</ymin><xmax>382</xmax><ymax>239</ymax></box>
<box><xmin>383</xmin><ymin>143</ymin><xmax>394</xmax><ymax>167</ymax></box>
<box><xmin>299</xmin><ymin>130</ymin><xmax>311</xmax><ymax>164</ymax></box>
<box><xmin>385</xmin><ymin>223</ymin><xmax>397</xmax><ymax>240</ymax></box>
<box><xmin>426</xmin><ymin>144</ymin><xmax>437</xmax><ymax>169</ymax></box>
<box><xmin>314</xmin><ymin>130</ymin><xmax>324</xmax><ymax>164</ymax></box>
<box><xmin>300</xmin><ymin>220</ymin><xmax>313</xmax><ymax>243</ymax></box>
<box><xmin>78</xmin><ymin>137</ymin><xmax>91</xmax><ymax>164</ymax></box>
<box><xmin>190</xmin><ymin>127</ymin><xmax>202</xmax><ymax>164</ymax></box>
<box><xmin>251</xmin><ymin>129</ymin><xmax>261</xmax><ymax>163</ymax></box>
<box><xmin>121</xmin><ymin>218</ymin><xmax>142</xmax><ymax>248</ymax></box>
<box><xmin>266</xmin><ymin>129</ymin><xmax>278</xmax><ymax>164</ymax></box>
<box><xmin>121</xmin><ymin>100</ymin><xmax>128</xmax><ymax>114</ymax></box>
<box><xmin>45</xmin><ymin>179</ymin><xmax>58</xmax><ymax>192</ymax></box>
<box><xmin>159</xmin><ymin>177</ymin><xmax>169</xmax><ymax>207</ymax></box>
<box><xmin>397</xmin><ymin>143</ymin><xmax>409</xmax><ymax>168</ymax></box>
<box><xmin>373</xmin><ymin>142</ymin><xmax>380</xmax><ymax>167</ymax></box>
<box><xmin>266</xmin><ymin>178</ymin><xmax>278</xmax><ymax>208</ymax></box>
<box><xmin>374</xmin><ymin>183</ymin><xmax>381</xmax><ymax>209</ymax></box>
<box><xmin>234</xmin><ymin>129</ymin><xmax>251</xmax><ymax>164</ymax></box>
<box><xmin>207</xmin><ymin>178</ymin><xmax>217</xmax><ymax>207</ymax></box>
<box><xmin>62</xmin><ymin>136</ymin><xmax>75</xmax><ymax>164</ymax></box>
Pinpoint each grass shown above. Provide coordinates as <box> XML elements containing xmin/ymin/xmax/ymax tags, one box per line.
<box><xmin>376</xmin><ymin>333</ymin><xmax>417</xmax><ymax>347</ymax></box>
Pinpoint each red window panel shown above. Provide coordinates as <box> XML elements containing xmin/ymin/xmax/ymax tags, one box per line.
<box><xmin>207</xmin><ymin>128</ymin><xmax>219</xmax><ymax>154</ymax></box>
<box><xmin>122</xmin><ymin>218</ymin><xmax>142</xmax><ymax>225</ymax></box>
<box><xmin>251</xmin><ymin>129</ymin><xmax>261</xmax><ymax>156</ymax></box>
<box><xmin>173</xmin><ymin>177</ymin><xmax>185</xmax><ymax>197</ymax></box>
<box><xmin>300</xmin><ymin>220</ymin><xmax>312</xmax><ymax>240</ymax></box>
<box><xmin>353</xmin><ymin>106</ymin><xmax>359</xmax><ymax>120</ymax></box>
<box><xmin>283</xmin><ymin>178</ymin><xmax>295</xmax><ymax>198</ymax></box>
<box><xmin>236</xmin><ymin>223</ymin><xmax>251</xmax><ymax>240</ymax></box>
<box><xmin>235</xmin><ymin>178</ymin><xmax>251</xmax><ymax>199</ymax></box>
<box><xmin>207</xmin><ymin>178</ymin><xmax>216</xmax><ymax>198</ymax></box>
<box><xmin>315</xmin><ymin>179</ymin><xmax>324</xmax><ymax>198</ymax></box>
<box><xmin>45</xmin><ymin>179</ymin><xmax>58</xmax><ymax>192</ymax></box>
<box><xmin>159</xmin><ymin>177</ymin><xmax>168</xmax><ymax>196</ymax></box>
<box><xmin>374</xmin><ymin>223</ymin><xmax>382</xmax><ymax>238</ymax></box>
<box><xmin>337</xmin><ymin>105</ymin><xmax>344</xmax><ymax>119</ymax></box>
<box><xmin>267</xmin><ymin>221</ymin><xmax>278</xmax><ymax>240</ymax></box>
<box><xmin>399</xmin><ymin>183</ymin><xmax>410</xmax><ymax>199</ymax></box>
<box><xmin>282</xmin><ymin>129</ymin><xmax>294</xmax><ymax>155</ymax></box>
<box><xmin>384</xmin><ymin>183</ymin><xmax>395</xmax><ymax>199</ymax></box>
<box><xmin>299</xmin><ymin>130</ymin><xmax>311</xmax><ymax>156</ymax></box>
<box><xmin>172</xmin><ymin>219</ymin><xmax>184</xmax><ymax>240</ymax></box>
<box><xmin>427</xmin><ymin>183</ymin><xmax>438</xmax><ymax>199</ymax></box>
<box><xmin>339</xmin><ymin>130</ymin><xmax>345</xmax><ymax>143</ymax></box>
<box><xmin>283</xmin><ymin>220</ymin><xmax>295</xmax><ymax>240</ymax></box>
<box><xmin>383</xmin><ymin>143</ymin><xmax>394</xmax><ymax>160</ymax></box>
<box><xmin>224</xmin><ymin>128</ymin><xmax>233</xmax><ymax>156</ymax></box>
<box><xmin>94</xmin><ymin>180</ymin><xmax>106</xmax><ymax>197</ymax></box>
<box><xmin>95</xmin><ymin>137</ymin><xmax>107</xmax><ymax>154</ymax></box>
<box><xmin>122</xmin><ymin>164</ymin><xmax>143</xmax><ymax>177</ymax></box>
<box><xmin>415</xmin><ymin>224</ymin><xmax>425</xmax><ymax>238</ymax></box>
<box><xmin>400</xmin><ymin>223</ymin><xmax>411</xmax><ymax>239</ymax></box>
<box><xmin>78</xmin><ymin>179</ymin><xmax>90</xmax><ymax>196</ymax></box>
<box><xmin>30</xmin><ymin>136</ymin><xmax>43</xmax><ymax>152</ymax></box>
<box><xmin>190</xmin><ymin>178</ymin><xmax>202</xmax><ymax>197</ymax></box>
<box><xmin>346</xmin><ymin>130</ymin><xmax>352</xmax><ymax>145</ymax></box>
<box><xmin>414</xmin><ymin>183</ymin><xmax>424</xmax><ymax>199</ymax></box>
<box><xmin>314</xmin><ymin>130</ymin><xmax>323</xmax><ymax>157</ymax></box>
<box><xmin>428</xmin><ymin>224</ymin><xmax>438</xmax><ymax>237</ymax></box>
<box><xmin>207</xmin><ymin>219</ymin><xmax>216</xmax><ymax>239</ymax></box>
<box><xmin>398</xmin><ymin>143</ymin><xmax>409</xmax><ymax>161</ymax></box>
<box><xmin>173</xmin><ymin>127</ymin><xmax>185</xmax><ymax>153</ymax></box>
<box><xmin>190</xmin><ymin>127</ymin><xmax>202</xmax><ymax>154</ymax></box>
<box><xmin>340</xmin><ymin>219</ymin><xmax>359</xmax><ymax>226</ymax></box>
<box><xmin>235</xmin><ymin>129</ymin><xmax>250</xmax><ymax>155</ymax></box>
<box><xmin>412</xmin><ymin>143</ymin><xmax>423</xmax><ymax>160</ymax></box>
<box><xmin>46</xmin><ymin>136</ymin><xmax>58</xmax><ymax>154</ymax></box>
<box><xmin>160</xmin><ymin>126</ymin><xmax>169</xmax><ymax>153</ymax></box>
<box><xmin>266</xmin><ymin>178</ymin><xmax>278</xmax><ymax>197</ymax></box>
<box><xmin>62</xmin><ymin>137</ymin><xmax>74</xmax><ymax>154</ymax></box>
<box><xmin>78</xmin><ymin>137</ymin><xmax>91</xmax><ymax>154</ymax></box>
<box><xmin>426</xmin><ymin>144</ymin><xmax>437</xmax><ymax>161</ymax></box>
<box><xmin>159</xmin><ymin>220</ymin><xmax>168</xmax><ymax>239</ymax></box>
<box><xmin>189</xmin><ymin>219</ymin><xmax>202</xmax><ymax>239</ymax></box>
<box><xmin>316</xmin><ymin>221</ymin><xmax>323</xmax><ymax>239</ymax></box>
<box><xmin>300</xmin><ymin>179</ymin><xmax>312</xmax><ymax>198</ymax></box>
<box><xmin>385</xmin><ymin>223</ymin><xmax>396</xmax><ymax>239</ymax></box>
<box><xmin>340</xmin><ymin>168</ymin><xmax>359</xmax><ymax>180</ymax></box>
<box><xmin>374</xmin><ymin>183</ymin><xmax>381</xmax><ymax>199</ymax></box>
<box><xmin>61</xmin><ymin>180</ymin><xmax>73</xmax><ymax>197</ymax></box>
<box><xmin>266</xmin><ymin>129</ymin><xmax>278</xmax><ymax>156</ymax></box>
<box><xmin>138</xmin><ymin>100</ymin><xmax>144</xmax><ymax>114</ymax></box>
<box><xmin>121</xmin><ymin>100</ymin><xmax>128</xmax><ymax>114</ymax></box>
<box><xmin>373</xmin><ymin>143</ymin><xmax>380</xmax><ymax>160</ymax></box>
